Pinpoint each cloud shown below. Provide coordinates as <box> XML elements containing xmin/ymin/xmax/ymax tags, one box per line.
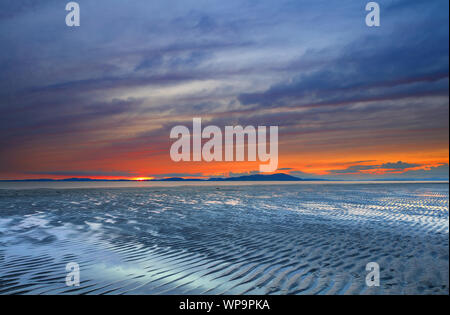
<box><xmin>0</xmin><ymin>0</ymin><xmax>59</xmax><ymax>20</ymax></box>
<box><xmin>399</xmin><ymin>164</ymin><xmax>449</xmax><ymax>180</ymax></box>
<box><xmin>328</xmin><ymin>161</ymin><xmax>422</xmax><ymax>175</ymax></box>
<box><xmin>324</xmin><ymin>162</ymin><xmax>448</xmax><ymax>180</ymax></box>
<box><xmin>380</xmin><ymin>161</ymin><xmax>421</xmax><ymax>170</ymax></box>
<box><xmin>238</xmin><ymin>0</ymin><xmax>449</xmax><ymax>111</ymax></box>
<box><xmin>0</xmin><ymin>1</ymin><xmax>448</xmax><ymax>179</ymax></box>
<box><xmin>239</xmin><ymin>26</ymin><xmax>448</xmax><ymax>110</ymax></box>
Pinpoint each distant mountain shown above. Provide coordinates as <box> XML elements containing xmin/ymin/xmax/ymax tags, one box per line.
<box><xmin>60</xmin><ymin>178</ymin><xmax>132</xmax><ymax>182</ymax></box>
<box><xmin>2</xmin><ymin>174</ymin><xmax>446</xmax><ymax>182</ymax></box>
<box><xmin>152</xmin><ymin>173</ymin><xmax>307</xmax><ymax>181</ymax></box>
<box><xmin>1</xmin><ymin>173</ymin><xmax>326</xmax><ymax>182</ymax></box>
<box><xmin>0</xmin><ymin>178</ymin><xmax>133</xmax><ymax>182</ymax></box>
<box><xmin>207</xmin><ymin>173</ymin><xmax>320</xmax><ymax>181</ymax></box>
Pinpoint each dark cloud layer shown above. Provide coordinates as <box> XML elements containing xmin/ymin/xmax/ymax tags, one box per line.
<box><xmin>291</xmin><ymin>163</ymin><xmax>449</xmax><ymax>180</ymax></box>
<box><xmin>239</xmin><ymin>16</ymin><xmax>449</xmax><ymax>109</ymax></box>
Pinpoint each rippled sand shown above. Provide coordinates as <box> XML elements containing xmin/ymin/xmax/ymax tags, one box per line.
<box><xmin>0</xmin><ymin>183</ymin><xmax>448</xmax><ymax>295</ymax></box>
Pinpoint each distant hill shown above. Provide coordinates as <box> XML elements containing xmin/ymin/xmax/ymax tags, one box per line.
<box><xmin>0</xmin><ymin>178</ymin><xmax>132</xmax><ymax>182</ymax></box>
<box><xmin>2</xmin><ymin>174</ymin><xmax>447</xmax><ymax>182</ymax></box>
<box><xmin>207</xmin><ymin>173</ymin><xmax>319</xmax><ymax>181</ymax></box>
<box><xmin>1</xmin><ymin>173</ymin><xmax>325</xmax><ymax>182</ymax></box>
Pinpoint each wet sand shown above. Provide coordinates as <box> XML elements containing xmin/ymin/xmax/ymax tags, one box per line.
<box><xmin>0</xmin><ymin>183</ymin><xmax>448</xmax><ymax>295</ymax></box>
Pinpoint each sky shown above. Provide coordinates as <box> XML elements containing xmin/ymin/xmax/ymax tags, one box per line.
<box><xmin>0</xmin><ymin>0</ymin><xmax>448</xmax><ymax>180</ymax></box>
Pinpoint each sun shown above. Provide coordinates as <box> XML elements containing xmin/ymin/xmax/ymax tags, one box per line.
<box><xmin>132</xmin><ymin>177</ymin><xmax>154</xmax><ymax>181</ymax></box>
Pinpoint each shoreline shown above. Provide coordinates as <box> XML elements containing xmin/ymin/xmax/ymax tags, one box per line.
<box><xmin>0</xmin><ymin>180</ymin><xmax>448</xmax><ymax>190</ymax></box>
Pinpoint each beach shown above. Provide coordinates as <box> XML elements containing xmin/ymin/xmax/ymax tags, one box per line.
<box><xmin>0</xmin><ymin>182</ymin><xmax>448</xmax><ymax>295</ymax></box>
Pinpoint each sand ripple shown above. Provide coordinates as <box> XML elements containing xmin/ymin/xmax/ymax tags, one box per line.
<box><xmin>0</xmin><ymin>183</ymin><xmax>448</xmax><ymax>294</ymax></box>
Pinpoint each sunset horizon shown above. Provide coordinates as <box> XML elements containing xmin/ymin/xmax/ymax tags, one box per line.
<box><xmin>0</xmin><ymin>1</ymin><xmax>448</xmax><ymax>181</ymax></box>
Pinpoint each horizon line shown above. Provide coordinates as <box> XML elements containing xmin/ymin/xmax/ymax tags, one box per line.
<box><xmin>0</xmin><ymin>174</ymin><xmax>449</xmax><ymax>183</ymax></box>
